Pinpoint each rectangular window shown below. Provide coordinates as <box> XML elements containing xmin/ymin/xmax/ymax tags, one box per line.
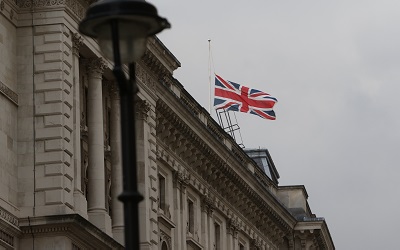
<box><xmin>239</xmin><ymin>243</ymin><xmax>245</xmax><ymax>250</ymax></box>
<box><xmin>215</xmin><ymin>223</ymin><xmax>221</xmax><ymax>250</ymax></box>
<box><xmin>158</xmin><ymin>174</ymin><xmax>166</xmax><ymax>210</ymax></box>
<box><xmin>188</xmin><ymin>199</ymin><xmax>194</xmax><ymax>233</ymax></box>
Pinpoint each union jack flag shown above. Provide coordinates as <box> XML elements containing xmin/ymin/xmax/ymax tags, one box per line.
<box><xmin>214</xmin><ymin>74</ymin><xmax>277</xmax><ymax>120</ymax></box>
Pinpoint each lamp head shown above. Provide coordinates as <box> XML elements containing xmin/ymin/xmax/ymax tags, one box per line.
<box><xmin>79</xmin><ymin>0</ymin><xmax>170</xmax><ymax>63</ymax></box>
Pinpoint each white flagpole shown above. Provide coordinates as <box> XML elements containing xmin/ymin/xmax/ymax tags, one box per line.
<box><xmin>208</xmin><ymin>39</ymin><xmax>212</xmax><ymax>114</ymax></box>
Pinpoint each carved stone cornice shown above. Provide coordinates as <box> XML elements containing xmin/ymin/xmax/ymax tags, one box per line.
<box><xmin>15</xmin><ymin>0</ymin><xmax>94</xmax><ymax>19</ymax></box>
<box><xmin>135</xmin><ymin>99</ymin><xmax>151</xmax><ymax>120</ymax></box>
<box><xmin>141</xmin><ymin>50</ymin><xmax>168</xmax><ymax>78</ymax></box>
<box><xmin>65</xmin><ymin>0</ymin><xmax>94</xmax><ymax>19</ymax></box>
<box><xmin>19</xmin><ymin>214</ymin><xmax>123</xmax><ymax>249</ymax></box>
<box><xmin>147</xmin><ymin>37</ymin><xmax>181</xmax><ymax>73</ymax></box>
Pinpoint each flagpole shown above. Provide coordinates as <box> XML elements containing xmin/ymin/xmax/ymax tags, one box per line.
<box><xmin>208</xmin><ymin>39</ymin><xmax>212</xmax><ymax>114</ymax></box>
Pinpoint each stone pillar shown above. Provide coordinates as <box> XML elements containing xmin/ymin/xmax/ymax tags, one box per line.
<box><xmin>262</xmin><ymin>243</ymin><xmax>266</xmax><ymax>250</ymax></box>
<box><xmin>202</xmin><ymin>195</ymin><xmax>214</xmax><ymax>250</ymax></box>
<box><xmin>181</xmin><ymin>175</ymin><xmax>188</xmax><ymax>250</ymax></box>
<box><xmin>71</xmin><ymin>33</ymin><xmax>88</xmax><ymax>218</ymax></box>
<box><xmin>174</xmin><ymin>171</ymin><xmax>189</xmax><ymax>250</ymax></box>
<box><xmin>227</xmin><ymin>218</ymin><xmax>235</xmax><ymax>250</ymax></box>
<box><xmin>135</xmin><ymin>98</ymin><xmax>156</xmax><ymax>249</ymax></box>
<box><xmin>110</xmin><ymin>84</ymin><xmax>124</xmax><ymax>244</ymax></box>
<box><xmin>201</xmin><ymin>200</ymin><xmax>209</xmax><ymax>249</ymax></box>
<box><xmin>86</xmin><ymin>57</ymin><xmax>111</xmax><ymax>235</ymax></box>
<box><xmin>233</xmin><ymin>227</ymin><xmax>239</xmax><ymax>250</ymax></box>
<box><xmin>208</xmin><ymin>212</ymin><xmax>214</xmax><ymax>250</ymax></box>
<box><xmin>173</xmin><ymin>177</ymin><xmax>182</xmax><ymax>250</ymax></box>
<box><xmin>227</xmin><ymin>231</ymin><xmax>232</xmax><ymax>250</ymax></box>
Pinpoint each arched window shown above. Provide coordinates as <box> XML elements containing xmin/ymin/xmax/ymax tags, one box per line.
<box><xmin>161</xmin><ymin>241</ymin><xmax>168</xmax><ymax>250</ymax></box>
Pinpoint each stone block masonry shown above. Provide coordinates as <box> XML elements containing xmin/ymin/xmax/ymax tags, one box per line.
<box><xmin>33</xmin><ymin>23</ymin><xmax>74</xmax><ymax>216</ymax></box>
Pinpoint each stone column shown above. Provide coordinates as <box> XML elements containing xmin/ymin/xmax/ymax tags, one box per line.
<box><xmin>201</xmin><ymin>199</ymin><xmax>209</xmax><ymax>249</ymax></box>
<box><xmin>208</xmin><ymin>213</ymin><xmax>214</xmax><ymax>250</ymax></box>
<box><xmin>175</xmin><ymin>171</ymin><xmax>189</xmax><ymax>250</ymax></box>
<box><xmin>202</xmin><ymin>195</ymin><xmax>214</xmax><ymax>250</ymax></box>
<box><xmin>233</xmin><ymin>226</ymin><xmax>239</xmax><ymax>250</ymax></box>
<box><xmin>181</xmin><ymin>175</ymin><xmax>188</xmax><ymax>250</ymax></box>
<box><xmin>72</xmin><ymin>33</ymin><xmax>88</xmax><ymax>218</ymax></box>
<box><xmin>226</xmin><ymin>218</ymin><xmax>234</xmax><ymax>250</ymax></box>
<box><xmin>110</xmin><ymin>84</ymin><xmax>124</xmax><ymax>244</ymax></box>
<box><xmin>173</xmin><ymin>176</ymin><xmax>182</xmax><ymax>250</ymax></box>
<box><xmin>86</xmin><ymin>57</ymin><xmax>111</xmax><ymax>235</ymax></box>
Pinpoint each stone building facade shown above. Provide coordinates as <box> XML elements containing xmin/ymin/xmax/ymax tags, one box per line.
<box><xmin>0</xmin><ymin>0</ymin><xmax>334</xmax><ymax>249</ymax></box>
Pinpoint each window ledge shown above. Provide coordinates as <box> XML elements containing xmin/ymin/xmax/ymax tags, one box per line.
<box><xmin>186</xmin><ymin>235</ymin><xmax>203</xmax><ymax>250</ymax></box>
<box><xmin>158</xmin><ymin>212</ymin><xmax>176</xmax><ymax>229</ymax></box>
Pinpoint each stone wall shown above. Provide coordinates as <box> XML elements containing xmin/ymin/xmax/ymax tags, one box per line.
<box><xmin>0</xmin><ymin>7</ymin><xmax>18</xmax><ymax>217</ymax></box>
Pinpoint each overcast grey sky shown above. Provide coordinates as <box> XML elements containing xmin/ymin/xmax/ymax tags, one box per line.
<box><xmin>150</xmin><ymin>0</ymin><xmax>400</xmax><ymax>249</ymax></box>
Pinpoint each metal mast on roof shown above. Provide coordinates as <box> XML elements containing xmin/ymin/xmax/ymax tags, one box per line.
<box><xmin>208</xmin><ymin>40</ymin><xmax>244</xmax><ymax>147</ymax></box>
<box><xmin>215</xmin><ymin>109</ymin><xmax>245</xmax><ymax>148</ymax></box>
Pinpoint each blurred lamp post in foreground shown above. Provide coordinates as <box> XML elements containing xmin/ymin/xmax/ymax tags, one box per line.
<box><xmin>79</xmin><ymin>0</ymin><xmax>170</xmax><ymax>249</ymax></box>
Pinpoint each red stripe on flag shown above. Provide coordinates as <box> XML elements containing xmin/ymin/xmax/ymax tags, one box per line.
<box><xmin>215</xmin><ymin>74</ymin><xmax>235</xmax><ymax>91</ymax></box>
<box><xmin>215</xmin><ymin>89</ymin><xmax>276</xmax><ymax>109</ymax></box>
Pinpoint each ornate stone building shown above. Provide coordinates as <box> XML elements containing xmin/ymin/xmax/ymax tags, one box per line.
<box><xmin>0</xmin><ymin>0</ymin><xmax>334</xmax><ymax>249</ymax></box>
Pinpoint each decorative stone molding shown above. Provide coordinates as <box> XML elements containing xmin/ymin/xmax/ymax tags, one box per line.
<box><xmin>136</xmin><ymin>63</ymin><xmax>157</xmax><ymax>91</ymax></box>
<box><xmin>0</xmin><ymin>1</ymin><xmax>4</xmax><ymax>11</ymax></box>
<box><xmin>0</xmin><ymin>80</ymin><xmax>18</xmax><ymax>105</ymax></box>
<box><xmin>250</xmin><ymin>238</ymin><xmax>262</xmax><ymax>250</ymax></box>
<box><xmin>19</xmin><ymin>214</ymin><xmax>123</xmax><ymax>249</ymax></box>
<box><xmin>72</xmin><ymin>33</ymin><xmax>83</xmax><ymax>56</ymax></box>
<box><xmin>0</xmin><ymin>228</ymin><xmax>13</xmax><ymax>247</ymax></box>
<box><xmin>85</xmin><ymin>57</ymin><xmax>107</xmax><ymax>78</ymax></box>
<box><xmin>135</xmin><ymin>99</ymin><xmax>151</xmax><ymax>120</ymax></box>
<box><xmin>227</xmin><ymin>218</ymin><xmax>240</xmax><ymax>237</ymax></box>
<box><xmin>141</xmin><ymin>50</ymin><xmax>168</xmax><ymax>78</ymax></box>
<box><xmin>65</xmin><ymin>0</ymin><xmax>93</xmax><ymax>19</ymax></box>
<box><xmin>0</xmin><ymin>206</ymin><xmax>18</xmax><ymax>227</ymax></box>
<box><xmin>201</xmin><ymin>195</ymin><xmax>214</xmax><ymax>215</ymax></box>
<box><xmin>16</xmin><ymin>0</ymin><xmax>93</xmax><ymax>19</ymax></box>
<box><xmin>159</xmin><ymin>230</ymin><xmax>172</xmax><ymax>249</ymax></box>
<box><xmin>173</xmin><ymin>170</ymin><xmax>190</xmax><ymax>189</ymax></box>
<box><xmin>80</xmin><ymin>123</ymin><xmax>88</xmax><ymax>138</ymax></box>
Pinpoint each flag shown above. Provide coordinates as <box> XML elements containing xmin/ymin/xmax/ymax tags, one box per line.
<box><xmin>214</xmin><ymin>74</ymin><xmax>277</xmax><ymax>120</ymax></box>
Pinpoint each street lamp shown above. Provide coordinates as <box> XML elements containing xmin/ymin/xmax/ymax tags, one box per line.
<box><xmin>79</xmin><ymin>1</ymin><xmax>170</xmax><ymax>249</ymax></box>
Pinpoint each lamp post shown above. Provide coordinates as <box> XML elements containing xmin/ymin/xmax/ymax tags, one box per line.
<box><xmin>79</xmin><ymin>1</ymin><xmax>170</xmax><ymax>249</ymax></box>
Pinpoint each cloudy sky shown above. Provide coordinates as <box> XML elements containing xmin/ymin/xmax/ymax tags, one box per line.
<box><xmin>150</xmin><ymin>0</ymin><xmax>400</xmax><ymax>248</ymax></box>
